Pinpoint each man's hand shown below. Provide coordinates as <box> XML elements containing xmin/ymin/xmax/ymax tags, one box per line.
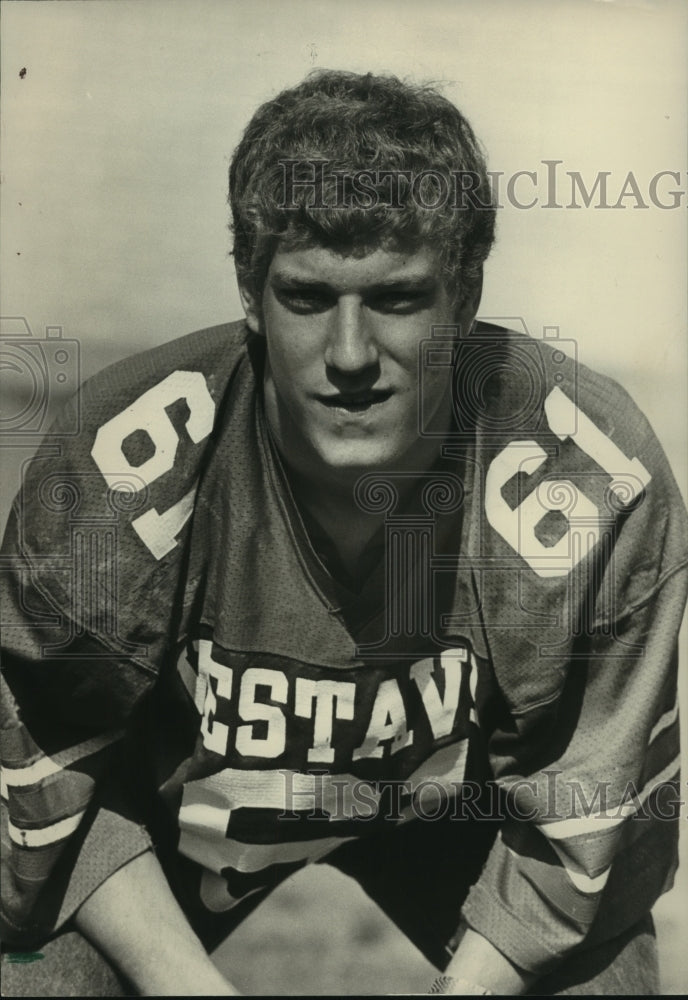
<box><xmin>428</xmin><ymin>924</ymin><xmax>535</xmax><ymax>995</ymax></box>
<box><xmin>75</xmin><ymin>850</ymin><xmax>241</xmax><ymax>996</ymax></box>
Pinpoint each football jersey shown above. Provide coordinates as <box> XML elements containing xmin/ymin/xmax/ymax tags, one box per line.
<box><xmin>1</xmin><ymin>320</ymin><xmax>686</xmax><ymax>976</ymax></box>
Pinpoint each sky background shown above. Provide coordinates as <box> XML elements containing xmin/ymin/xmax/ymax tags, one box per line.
<box><xmin>1</xmin><ymin>0</ymin><xmax>687</xmax><ymax>992</ymax></box>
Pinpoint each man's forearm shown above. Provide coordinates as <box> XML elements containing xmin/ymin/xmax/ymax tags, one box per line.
<box><xmin>433</xmin><ymin>924</ymin><xmax>535</xmax><ymax>995</ymax></box>
<box><xmin>74</xmin><ymin>850</ymin><xmax>240</xmax><ymax>996</ymax></box>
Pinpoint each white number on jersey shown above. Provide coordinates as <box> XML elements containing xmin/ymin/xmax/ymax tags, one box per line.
<box><xmin>485</xmin><ymin>387</ymin><xmax>651</xmax><ymax>578</ymax></box>
<box><xmin>91</xmin><ymin>370</ymin><xmax>215</xmax><ymax>559</ymax></box>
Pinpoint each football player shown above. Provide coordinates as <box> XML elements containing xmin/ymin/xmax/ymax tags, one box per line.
<box><xmin>2</xmin><ymin>70</ymin><xmax>687</xmax><ymax>996</ymax></box>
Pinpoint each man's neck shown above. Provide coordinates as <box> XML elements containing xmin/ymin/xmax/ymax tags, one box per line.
<box><xmin>286</xmin><ymin>464</ymin><xmax>385</xmax><ymax>580</ymax></box>
<box><xmin>282</xmin><ymin>442</ymin><xmax>446</xmax><ymax>584</ymax></box>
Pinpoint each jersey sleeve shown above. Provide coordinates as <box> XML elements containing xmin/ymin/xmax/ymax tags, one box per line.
<box><xmin>1</xmin><ymin>600</ymin><xmax>155</xmax><ymax>946</ymax></box>
<box><xmin>462</xmin><ymin>566</ymin><xmax>686</xmax><ymax>974</ymax></box>
<box><xmin>0</xmin><ymin>401</ymin><xmax>167</xmax><ymax>947</ymax></box>
<box><xmin>460</xmin><ymin>355</ymin><xmax>688</xmax><ymax>975</ymax></box>
<box><xmin>0</xmin><ymin>325</ymin><xmax>242</xmax><ymax>946</ymax></box>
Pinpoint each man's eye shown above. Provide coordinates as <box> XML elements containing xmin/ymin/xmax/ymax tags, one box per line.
<box><xmin>369</xmin><ymin>292</ymin><xmax>432</xmax><ymax>314</ymax></box>
<box><xmin>276</xmin><ymin>290</ymin><xmax>333</xmax><ymax>314</ymax></box>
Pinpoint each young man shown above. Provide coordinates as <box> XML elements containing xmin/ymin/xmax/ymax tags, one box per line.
<box><xmin>1</xmin><ymin>70</ymin><xmax>686</xmax><ymax>996</ymax></box>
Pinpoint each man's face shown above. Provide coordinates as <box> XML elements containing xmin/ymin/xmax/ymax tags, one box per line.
<box><xmin>243</xmin><ymin>244</ymin><xmax>479</xmax><ymax>484</ymax></box>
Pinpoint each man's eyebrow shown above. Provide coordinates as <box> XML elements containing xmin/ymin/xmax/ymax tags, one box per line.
<box><xmin>270</xmin><ymin>273</ymin><xmax>437</xmax><ymax>291</ymax></box>
<box><xmin>366</xmin><ymin>277</ymin><xmax>437</xmax><ymax>292</ymax></box>
<box><xmin>270</xmin><ymin>275</ymin><xmax>333</xmax><ymax>290</ymax></box>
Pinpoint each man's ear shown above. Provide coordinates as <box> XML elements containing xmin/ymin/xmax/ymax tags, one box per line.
<box><xmin>238</xmin><ymin>281</ymin><xmax>262</xmax><ymax>334</ymax></box>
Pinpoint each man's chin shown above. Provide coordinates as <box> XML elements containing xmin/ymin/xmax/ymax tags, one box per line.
<box><xmin>311</xmin><ymin>439</ymin><xmax>405</xmax><ymax>478</ymax></box>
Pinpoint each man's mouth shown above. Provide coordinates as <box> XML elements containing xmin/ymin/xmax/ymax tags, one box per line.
<box><xmin>316</xmin><ymin>389</ymin><xmax>393</xmax><ymax>413</ymax></box>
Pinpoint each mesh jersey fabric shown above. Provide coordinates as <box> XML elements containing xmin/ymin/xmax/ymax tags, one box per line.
<box><xmin>1</xmin><ymin>320</ymin><xmax>686</xmax><ymax>976</ymax></box>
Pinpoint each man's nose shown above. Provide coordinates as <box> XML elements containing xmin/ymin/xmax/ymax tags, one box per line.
<box><xmin>324</xmin><ymin>298</ymin><xmax>379</xmax><ymax>372</ymax></box>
